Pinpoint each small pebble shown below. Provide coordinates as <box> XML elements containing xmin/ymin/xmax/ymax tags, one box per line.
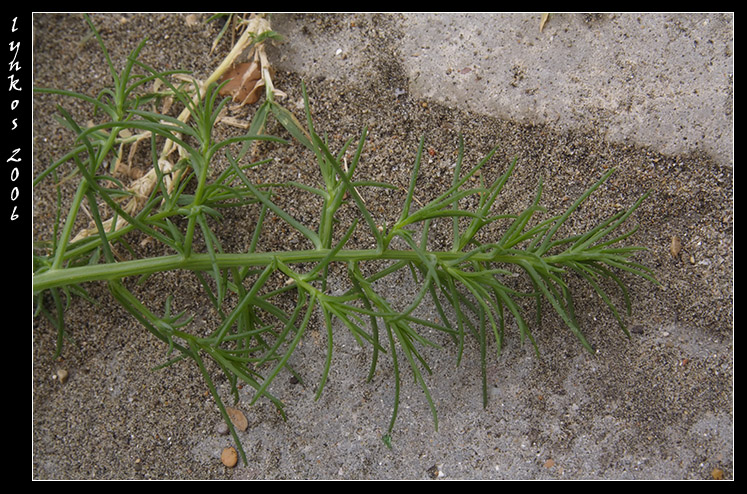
<box><xmin>426</xmin><ymin>464</ymin><xmax>444</xmax><ymax>479</ymax></box>
<box><xmin>221</xmin><ymin>446</ymin><xmax>238</xmax><ymax>468</ymax></box>
<box><xmin>226</xmin><ymin>406</ymin><xmax>248</xmax><ymax>431</ymax></box>
<box><xmin>215</xmin><ymin>421</ymin><xmax>230</xmax><ymax>436</ymax></box>
<box><xmin>670</xmin><ymin>235</ymin><xmax>682</xmax><ymax>258</ymax></box>
<box><xmin>56</xmin><ymin>369</ymin><xmax>69</xmax><ymax>384</ymax></box>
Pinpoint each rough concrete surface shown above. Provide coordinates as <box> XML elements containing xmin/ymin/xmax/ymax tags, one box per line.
<box><xmin>32</xmin><ymin>13</ymin><xmax>733</xmax><ymax>480</ymax></box>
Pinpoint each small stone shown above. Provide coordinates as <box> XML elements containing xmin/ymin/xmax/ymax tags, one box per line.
<box><xmin>711</xmin><ymin>467</ymin><xmax>725</xmax><ymax>480</ymax></box>
<box><xmin>426</xmin><ymin>464</ymin><xmax>444</xmax><ymax>479</ymax></box>
<box><xmin>221</xmin><ymin>446</ymin><xmax>238</xmax><ymax>468</ymax></box>
<box><xmin>226</xmin><ymin>406</ymin><xmax>248</xmax><ymax>431</ymax></box>
<box><xmin>670</xmin><ymin>235</ymin><xmax>682</xmax><ymax>258</ymax></box>
<box><xmin>56</xmin><ymin>369</ymin><xmax>69</xmax><ymax>384</ymax></box>
<box><xmin>215</xmin><ymin>421</ymin><xmax>230</xmax><ymax>436</ymax></box>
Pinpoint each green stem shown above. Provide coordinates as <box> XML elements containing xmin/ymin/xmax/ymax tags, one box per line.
<box><xmin>34</xmin><ymin>247</ymin><xmax>526</xmax><ymax>293</ymax></box>
<box><xmin>50</xmin><ymin>181</ymin><xmax>89</xmax><ymax>270</ymax></box>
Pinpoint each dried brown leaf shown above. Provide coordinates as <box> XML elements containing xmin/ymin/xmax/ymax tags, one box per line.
<box><xmin>540</xmin><ymin>13</ymin><xmax>551</xmax><ymax>32</ymax></box>
<box><xmin>218</xmin><ymin>61</ymin><xmax>265</xmax><ymax>105</ymax></box>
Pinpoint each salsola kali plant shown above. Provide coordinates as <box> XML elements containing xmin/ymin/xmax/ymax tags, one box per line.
<box><xmin>33</xmin><ymin>15</ymin><xmax>656</xmax><ymax>463</ymax></box>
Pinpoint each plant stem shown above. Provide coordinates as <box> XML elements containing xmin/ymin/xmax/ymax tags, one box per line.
<box><xmin>33</xmin><ymin>246</ymin><xmax>540</xmax><ymax>293</ymax></box>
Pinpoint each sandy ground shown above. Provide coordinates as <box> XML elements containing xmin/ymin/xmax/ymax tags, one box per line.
<box><xmin>32</xmin><ymin>13</ymin><xmax>732</xmax><ymax>480</ymax></box>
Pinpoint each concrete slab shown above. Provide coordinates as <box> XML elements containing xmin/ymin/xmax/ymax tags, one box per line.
<box><xmin>270</xmin><ymin>13</ymin><xmax>734</xmax><ymax>167</ymax></box>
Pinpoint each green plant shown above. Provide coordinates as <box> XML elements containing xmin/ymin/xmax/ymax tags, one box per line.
<box><xmin>33</xmin><ymin>16</ymin><xmax>655</xmax><ymax>464</ymax></box>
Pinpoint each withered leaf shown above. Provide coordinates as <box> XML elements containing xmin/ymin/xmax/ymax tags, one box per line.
<box><xmin>540</xmin><ymin>13</ymin><xmax>550</xmax><ymax>32</ymax></box>
<box><xmin>218</xmin><ymin>61</ymin><xmax>264</xmax><ymax>105</ymax></box>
